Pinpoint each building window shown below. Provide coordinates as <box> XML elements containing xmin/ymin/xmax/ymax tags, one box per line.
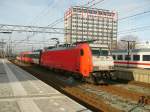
<box><xmin>133</xmin><ymin>55</ymin><xmax>140</xmax><ymax>61</ymax></box>
<box><xmin>125</xmin><ymin>55</ymin><xmax>131</xmax><ymax>60</ymax></box>
<box><xmin>83</xmin><ymin>9</ymin><xmax>87</xmax><ymax>13</ymax></box>
<box><xmin>73</xmin><ymin>8</ymin><xmax>77</xmax><ymax>12</ymax></box>
<box><xmin>78</xmin><ymin>9</ymin><xmax>82</xmax><ymax>13</ymax></box>
<box><xmin>98</xmin><ymin>11</ymin><xmax>102</xmax><ymax>15</ymax></box>
<box><xmin>143</xmin><ymin>55</ymin><xmax>150</xmax><ymax>61</ymax></box>
<box><xmin>93</xmin><ymin>11</ymin><xmax>97</xmax><ymax>14</ymax></box>
<box><xmin>117</xmin><ymin>55</ymin><xmax>123</xmax><ymax>60</ymax></box>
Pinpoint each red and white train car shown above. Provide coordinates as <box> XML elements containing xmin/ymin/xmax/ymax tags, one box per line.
<box><xmin>112</xmin><ymin>49</ymin><xmax>150</xmax><ymax>69</ymax></box>
<box><xmin>18</xmin><ymin>51</ymin><xmax>33</xmax><ymax>63</ymax></box>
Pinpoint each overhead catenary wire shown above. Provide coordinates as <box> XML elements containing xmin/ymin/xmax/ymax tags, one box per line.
<box><xmin>88</xmin><ymin>0</ymin><xmax>105</xmax><ymax>8</ymax></box>
<box><xmin>48</xmin><ymin>0</ymin><xmax>105</xmax><ymax>28</ymax></box>
<box><xmin>43</xmin><ymin>0</ymin><xmax>106</xmax><ymax>42</ymax></box>
<box><xmin>118</xmin><ymin>10</ymin><xmax>150</xmax><ymax>21</ymax></box>
<box><xmin>117</xmin><ymin>4</ymin><xmax>150</xmax><ymax>36</ymax></box>
<box><xmin>15</xmin><ymin>1</ymin><xmax>150</xmax><ymax>51</ymax></box>
<box><xmin>47</xmin><ymin>17</ymin><xmax>64</xmax><ymax>27</ymax></box>
<box><xmin>28</xmin><ymin>0</ymin><xmax>54</xmax><ymax>25</ymax></box>
<box><xmin>47</xmin><ymin>0</ymin><xmax>99</xmax><ymax>28</ymax></box>
<box><xmin>26</xmin><ymin>0</ymin><xmax>61</xmax><ymax>44</ymax></box>
<box><xmin>15</xmin><ymin>0</ymin><xmax>112</xmax><ymax>51</ymax></box>
<box><xmin>118</xmin><ymin>25</ymin><xmax>150</xmax><ymax>35</ymax></box>
<box><xmin>82</xmin><ymin>0</ymin><xmax>96</xmax><ymax>6</ymax></box>
<box><xmin>117</xmin><ymin>9</ymin><xmax>150</xmax><ymax>35</ymax></box>
<box><xmin>2</xmin><ymin>8</ymin><xmax>149</xmax><ymax>39</ymax></box>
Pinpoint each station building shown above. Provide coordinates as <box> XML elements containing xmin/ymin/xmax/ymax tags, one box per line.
<box><xmin>64</xmin><ymin>6</ymin><xmax>118</xmax><ymax>50</ymax></box>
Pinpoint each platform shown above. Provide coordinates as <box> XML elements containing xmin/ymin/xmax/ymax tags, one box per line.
<box><xmin>115</xmin><ymin>67</ymin><xmax>150</xmax><ymax>83</ymax></box>
<box><xmin>0</xmin><ymin>59</ymin><xmax>91</xmax><ymax>112</ymax></box>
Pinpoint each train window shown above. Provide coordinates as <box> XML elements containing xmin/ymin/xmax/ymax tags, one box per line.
<box><xmin>117</xmin><ymin>55</ymin><xmax>123</xmax><ymax>60</ymax></box>
<box><xmin>113</xmin><ymin>55</ymin><xmax>116</xmax><ymax>60</ymax></box>
<box><xmin>25</xmin><ymin>54</ymin><xmax>28</xmax><ymax>57</ymax></box>
<box><xmin>80</xmin><ymin>49</ymin><xmax>84</xmax><ymax>56</ymax></box>
<box><xmin>28</xmin><ymin>54</ymin><xmax>32</xmax><ymax>58</ymax></box>
<box><xmin>125</xmin><ymin>55</ymin><xmax>131</xmax><ymax>60</ymax></box>
<box><xmin>35</xmin><ymin>54</ymin><xmax>37</xmax><ymax>58</ymax></box>
<box><xmin>35</xmin><ymin>54</ymin><xmax>40</xmax><ymax>59</ymax></box>
<box><xmin>133</xmin><ymin>55</ymin><xmax>140</xmax><ymax>61</ymax></box>
<box><xmin>143</xmin><ymin>55</ymin><xmax>150</xmax><ymax>61</ymax></box>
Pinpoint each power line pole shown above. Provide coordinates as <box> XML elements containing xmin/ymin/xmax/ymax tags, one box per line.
<box><xmin>0</xmin><ymin>31</ymin><xmax>12</xmax><ymax>58</ymax></box>
<box><xmin>121</xmin><ymin>40</ymin><xmax>136</xmax><ymax>68</ymax></box>
<box><xmin>0</xmin><ymin>39</ymin><xmax>6</xmax><ymax>58</ymax></box>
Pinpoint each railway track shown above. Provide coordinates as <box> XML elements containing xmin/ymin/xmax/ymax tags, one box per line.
<box><xmin>11</xmin><ymin>60</ymin><xmax>150</xmax><ymax>112</ymax></box>
<box><xmin>77</xmin><ymin>84</ymin><xmax>150</xmax><ymax>112</ymax></box>
<box><xmin>60</xmin><ymin>79</ymin><xmax>150</xmax><ymax>111</ymax></box>
<box><xmin>96</xmin><ymin>80</ymin><xmax>150</xmax><ymax>101</ymax></box>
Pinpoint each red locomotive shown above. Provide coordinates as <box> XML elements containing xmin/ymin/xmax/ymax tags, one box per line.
<box><xmin>40</xmin><ymin>43</ymin><xmax>93</xmax><ymax>77</ymax></box>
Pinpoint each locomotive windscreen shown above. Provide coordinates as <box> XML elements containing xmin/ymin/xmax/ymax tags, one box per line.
<box><xmin>92</xmin><ymin>49</ymin><xmax>108</xmax><ymax>56</ymax></box>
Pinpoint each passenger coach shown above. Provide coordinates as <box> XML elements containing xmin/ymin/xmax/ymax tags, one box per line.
<box><xmin>112</xmin><ymin>49</ymin><xmax>150</xmax><ymax>69</ymax></box>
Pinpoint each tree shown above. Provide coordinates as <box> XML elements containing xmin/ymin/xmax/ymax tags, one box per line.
<box><xmin>117</xmin><ymin>35</ymin><xmax>139</xmax><ymax>49</ymax></box>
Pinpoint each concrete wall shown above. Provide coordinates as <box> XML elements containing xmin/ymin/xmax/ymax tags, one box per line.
<box><xmin>115</xmin><ymin>68</ymin><xmax>150</xmax><ymax>84</ymax></box>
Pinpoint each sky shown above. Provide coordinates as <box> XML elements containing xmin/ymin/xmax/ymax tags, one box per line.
<box><xmin>0</xmin><ymin>0</ymin><xmax>150</xmax><ymax>52</ymax></box>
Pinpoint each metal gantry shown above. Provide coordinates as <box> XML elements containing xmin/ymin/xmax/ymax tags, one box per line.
<box><xmin>0</xmin><ymin>24</ymin><xmax>66</xmax><ymax>34</ymax></box>
<box><xmin>0</xmin><ymin>24</ymin><xmax>68</xmax><ymax>56</ymax></box>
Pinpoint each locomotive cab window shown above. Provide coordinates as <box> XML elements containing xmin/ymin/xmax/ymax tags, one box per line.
<box><xmin>133</xmin><ymin>55</ymin><xmax>140</xmax><ymax>61</ymax></box>
<box><xmin>80</xmin><ymin>49</ymin><xmax>84</xmax><ymax>56</ymax></box>
<box><xmin>143</xmin><ymin>55</ymin><xmax>150</xmax><ymax>61</ymax></box>
<box><xmin>92</xmin><ymin>49</ymin><xmax>108</xmax><ymax>56</ymax></box>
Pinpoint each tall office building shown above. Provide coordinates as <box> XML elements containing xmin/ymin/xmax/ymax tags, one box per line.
<box><xmin>64</xmin><ymin>6</ymin><xmax>118</xmax><ymax>50</ymax></box>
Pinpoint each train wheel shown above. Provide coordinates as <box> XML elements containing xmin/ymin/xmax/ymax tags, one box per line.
<box><xmin>81</xmin><ymin>77</ymin><xmax>86</xmax><ymax>83</ymax></box>
<box><xmin>67</xmin><ymin>77</ymin><xmax>75</xmax><ymax>84</ymax></box>
<box><xmin>51</xmin><ymin>68</ymin><xmax>55</xmax><ymax>72</ymax></box>
<box><xmin>74</xmin><ymin>74</ymin><xmax>83</xmax><ymax>81</ymax></box>
<box><xmin>102</xmin><ymin>73</ymin><xmax>105</xmax><ymax>79</ymax></box>
<box><xmin>109</xmin><ymin>72</ymin><xmax>113</xmax><ymax>80</ymax></box>
<box><xmin>106</xmin><ymin>72</ymin><xmax>111</xmax><ymax>80</ymax></box>
<box><xmin>91</xmin><ymin>74</ymin><xmax>98</xmax><ymax>85</ymax></box>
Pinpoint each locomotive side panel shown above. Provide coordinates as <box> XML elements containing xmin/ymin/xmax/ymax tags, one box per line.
<box><xmin>41</xmin><ymin>49</ymin><xmax>81</xmax><ymax>74</ymax></box>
